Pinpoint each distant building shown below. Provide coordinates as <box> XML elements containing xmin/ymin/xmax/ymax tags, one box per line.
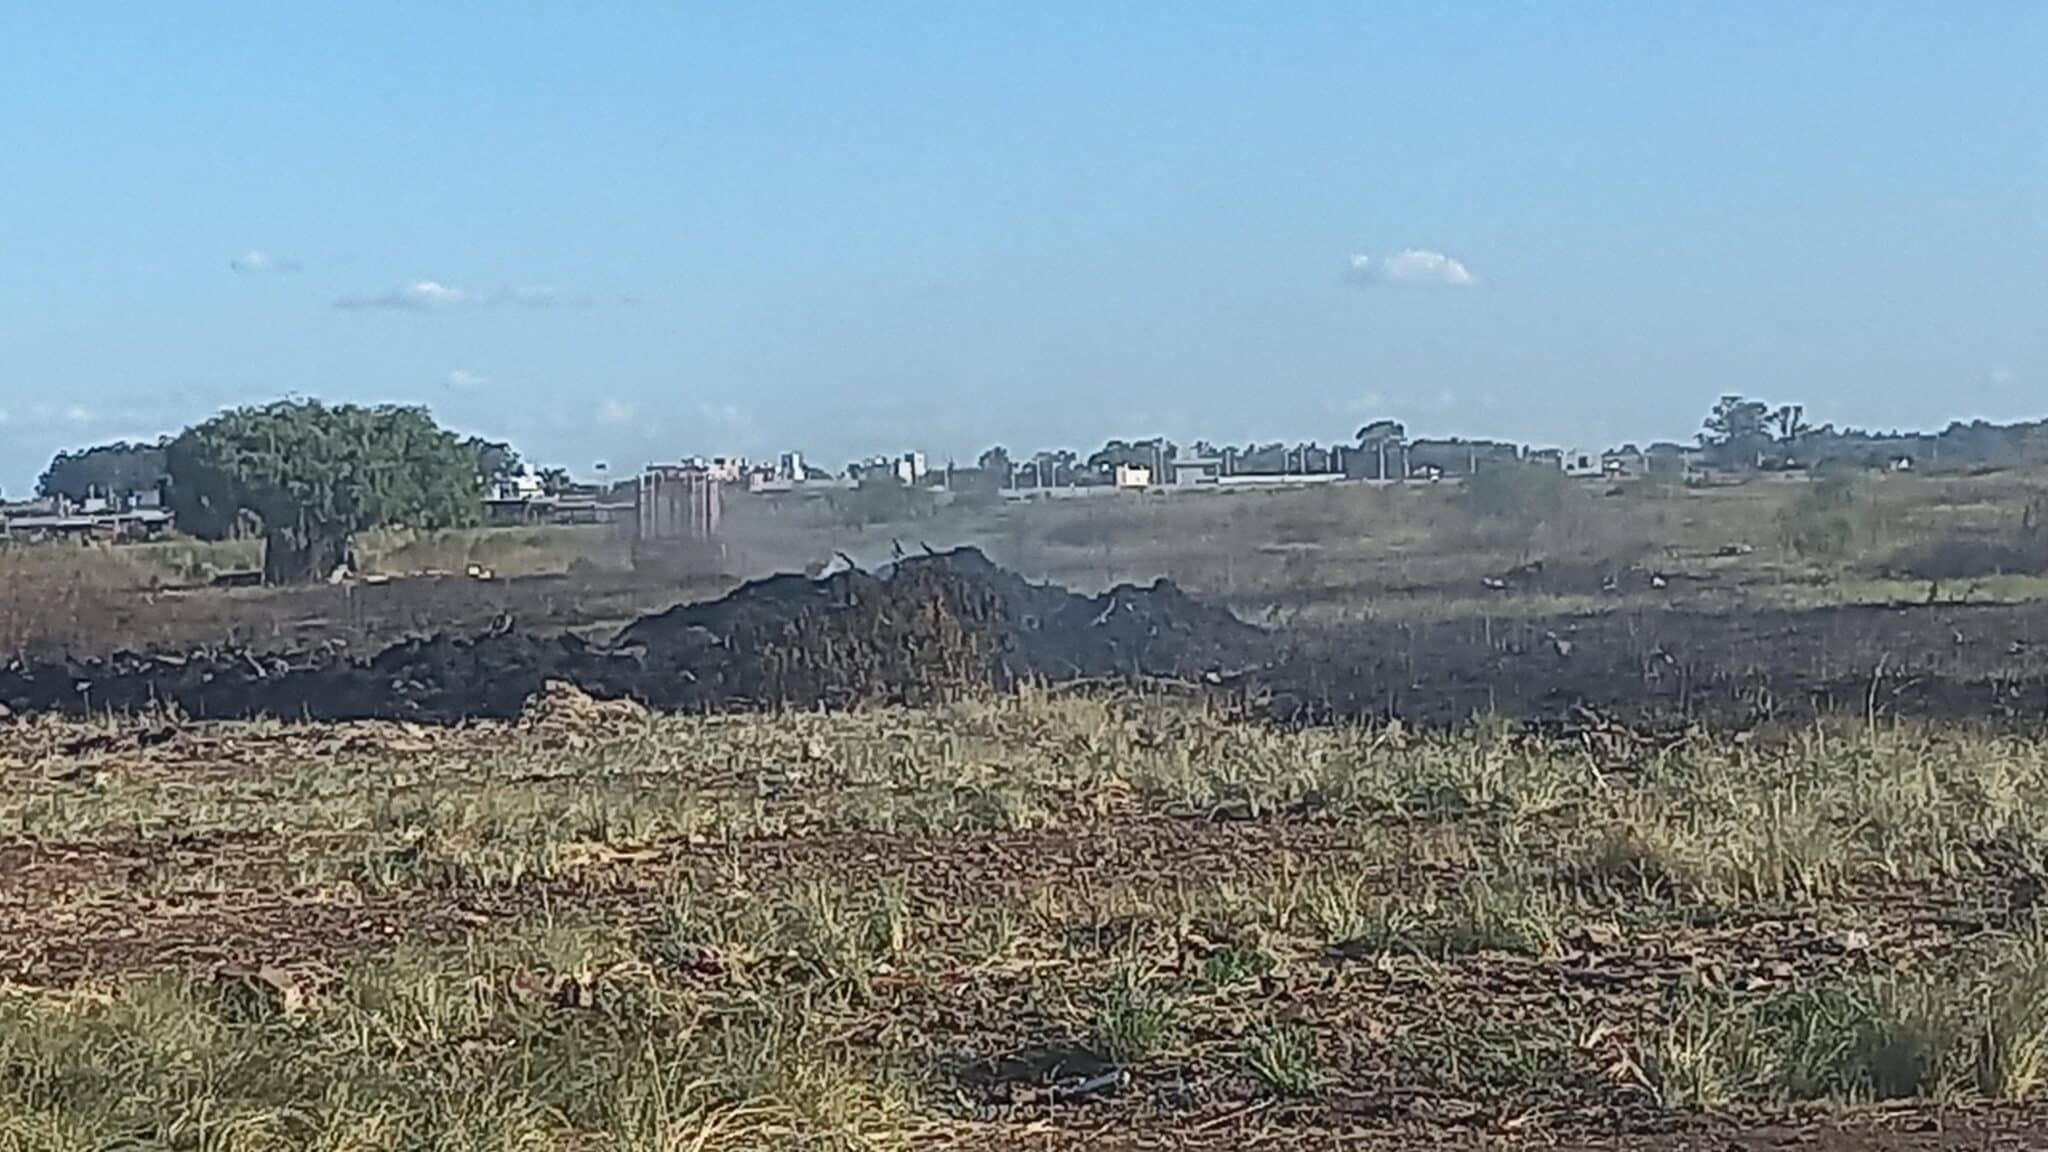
<box><xmin>1562</xmin><ymin>449</ymin><xmax>1602</xmax><ymax>478</ymax></box>
<box><xmin>1408</xmin><ymin>438</ymin><xmax>1519</xmax><ymax>478</ymax></box>
<box><xmin>1113</xmin><ymin>462</ymin><xmax>1153</xmax><ymax>489</ymax></box>
<box><xmin>1171</xmin><ymin>456</ymin><xmax>1226</xmax><ymax>485</ymax></box>
<box><xmin>1602</xmin><ymin>447</ymin><xmax>1645</xmax><ymax>477</ymax></box>
<box><xmin>635</xmin><ymin>464</ymin><xmax>722</xmax><ymax>541</ymax></box>
<box><xmin>682</xmin><ymin>456</ymin><xmax>745</xmax><ymax>484</ymax></box>
<box><xmin>490</xmin><ymin>468</ymin><xmax>546</xmax><ymax>501</ymax></box>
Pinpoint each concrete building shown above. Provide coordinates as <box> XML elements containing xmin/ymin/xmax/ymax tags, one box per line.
<box><xmin>635</xmin><ymin>465</ymin><xmax>722</xmax><ymax>541</ymax></box>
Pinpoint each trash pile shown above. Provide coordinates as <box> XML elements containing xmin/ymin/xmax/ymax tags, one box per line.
<box><xmin>0</xmin><ymin>549</ymin><xmax>1268</xmax><ymax>722</ymax></box>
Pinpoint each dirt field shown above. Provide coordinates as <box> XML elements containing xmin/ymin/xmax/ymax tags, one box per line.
<box><xmin>7</xmin><ymin>694</ymin><xmax>2048</xmax><ymax>1148</ymax></box>
<box><xmin>7</xmin><ymin>474</ymin><xmax>2048</xmax><ymax>1148</ymax></box>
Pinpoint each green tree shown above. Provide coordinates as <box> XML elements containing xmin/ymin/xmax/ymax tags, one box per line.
<box><xmin>976</xmin><ymin>445</ymin><xmax>1014</xmax><ymax>487</ymax></box>
<box><xmin>165</xmin><ymin>401</ymin><xmax>483</xmax><ymax>584</ymax></box>
<box><xmin>463</xmin><ymin>436</ymin><xmax>523</xmax><ymax>484</ymax></box>
<box><xmin>1771</xmin><ymin>404</ymin><xmax>1812</xmax><ymax>446</ymax></box>
<box><xmin>38</xmin><ymin>441</ymin><xmax>169</xmax><ymax>502</ymax></box>
<box><xmin>1700</xmin><ymin>395</ymin><xmax>1773</xmax><ymax>469</ymax></box>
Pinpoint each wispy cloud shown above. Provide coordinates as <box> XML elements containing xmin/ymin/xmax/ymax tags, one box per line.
<box><xmin>335</xmin><ymin>280</ymin><xmax>469</xmax><ymax>311</ymax></box>
<box><xmin>1349</xmin><ymin>249</ymin><xmax>1476</xmax><ymax>287</ymax></box>
<box><xmin>595</xmin><ymin>398</ymin><xmax>636</xmax><ymax>426</ymax></box>
<box><xmin>229</xmin><ymin>248</ymin><xmax>301</xmax><ymax>275</ymax></box>
<box><xmin>0</xmin><ymin>408</ymin><xmax>10</xmax><ymax>426</ymax></box>
<box><xmin>334</xmin><ymin>279</ymin><xmax>590</xmax><ymax>312</ymax></box>
<box><xmin>446</xmin><ymin>368</ymin><xmax>489</xmax><ymax>390</ymax></box>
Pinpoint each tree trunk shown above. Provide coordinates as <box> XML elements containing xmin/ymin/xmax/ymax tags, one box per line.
<box><xmin>261</xmin><ymin>526</ymin><xmax>350</xmax><ymax>584</ymax></box>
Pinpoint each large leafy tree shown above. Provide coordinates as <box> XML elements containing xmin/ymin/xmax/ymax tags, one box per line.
<box><xmin>165</xmin><ymin>401</ymin><xmax>483</xmax><ymax>583</ymax></box>
<box><xmin>1700</xmin><ymin>395</ymin><xmax>1774</xmax><ymax>469</ymax></box>
<box><xmin>975</xmin><ymin>446</ymin><xmax>1015</xmax><ymax>491</ymax></box>
<box><xmin>38</xmin><ymin>440</ymin><xmax>169</xmax><ymax>501</ymax></box>
<box><xmin>463</xmin><ymin>436</ymin><xmax>523</xmax><ymax>485</ymax></box>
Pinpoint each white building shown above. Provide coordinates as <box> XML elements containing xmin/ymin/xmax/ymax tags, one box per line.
<box><xmin>1562</xmin><ymin>449</ymin><xmax>1602</xmax><ymax>478</ymax></box>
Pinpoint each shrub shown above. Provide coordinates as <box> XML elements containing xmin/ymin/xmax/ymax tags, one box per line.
<box><xmin>1778</xmin><ymin>471</ymin><xmax>1865</xmax><ymax>559</ymax></box>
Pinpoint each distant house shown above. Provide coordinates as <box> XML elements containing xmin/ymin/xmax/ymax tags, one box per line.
<box><xmin>1113</xmin><ymin>462</ymin><xmax>1153</xmax><ymax>489</ymax></box>
<box><xmin>1562</xmin><ymin>449</ymin><xmax>1602</xmax><ymax>478</ymax></box>
<box><xmin>490</xmin><ymin>469</ymin><xmax>546</xmax><ymax>502</ymax></box>
<box><xmin>1527</xmin><ymin>447</ymin><xmax>1565</xmax><ymax>470</ymax></box>
<box><xmin>1171</xmin><ymin>456</ymin><xmax>1226</xmax><ymax>485</ymax></box>
<box><xmin>1602</xmin><ymin>447</ymin><xmax>1646</xmax><ymax>477</ymax></box>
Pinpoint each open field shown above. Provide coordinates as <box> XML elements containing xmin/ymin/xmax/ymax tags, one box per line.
<box><xmin>6</xmin><ymin>471</ymin><xmax>2048</xmax><ymax>1146</ymax></box>
<box><xmin>7</xmin><ymin>693</ymin><xmax>2048</xmax><ymax>1148</ymax></box>
<box><xmin>6</xmin><ymin>469</ymin><xmax>2048</xmax><ymax>662</ymax></box>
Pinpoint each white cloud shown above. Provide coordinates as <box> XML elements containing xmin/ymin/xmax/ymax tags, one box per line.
<box><xmin>335</xmin><ymin>280</ymin><xmax>470</xmax><ymax>311</ymax></box>
<box><xmin>1989</xmin><ymin>367</ymin><xmax>2018</xmax><ymax>387</ymax></box>
<box><xmin>446</xmin><ymin>368</ymin><xmax>488</xmax><ymax>390</ymax></box>
<box><xmin>1349</xmin><ymin>248</ymin><xmax>1476</xmax><ymax>287</ymax></box>
<box><xmin>596</xmin><ymin>398</ymin><xmax>636</xmax><ymax>425</ymax></box>
<box><xmin>335</xmin><ymin>280</ymin><xmax>587</xmax><ymax>311</ymax></box>
<box><xmin>0</xmin><ymin>408</ymin><xmax>9</xmax><ymax>426</ymax></box>
<box><xmin>229</xmin><ymin>248</ymin><xmax>300</xmax><ymax>274</ymax></box>
<box><xmin>62</xmin><ymin>405</ymin><xmax>92</xmax><ymax>424</ymax></box>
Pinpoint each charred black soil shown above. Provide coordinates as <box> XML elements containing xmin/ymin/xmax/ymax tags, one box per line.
<box><xmin>7</xmin><ymin>548</ymin><xmax>2048</xmax><ymax>728</ymax></box>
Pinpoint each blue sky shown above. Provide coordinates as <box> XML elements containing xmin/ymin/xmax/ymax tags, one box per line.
<box><xmin>2</xmin><ymin>3</ymin><xmax>2043</xmax><ymax>491</ymax></box>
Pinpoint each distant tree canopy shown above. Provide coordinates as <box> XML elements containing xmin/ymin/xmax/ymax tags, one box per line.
<box><xmin>536</xmin><ymin>466</ymin><xmax>574</xmax><ymax>495</ymax></box>
<box><xmin>976</xmin><ymin>445</ymin><xmax>1013</xmax><ymax>479</ymax></box>
<box><xmin>165</xmin><ymin>401</ymin><xmax>482</xmax><ymax>584</ymax></box>
<box><xmin>37</xmin><ymin>441</ymin><xmax>169</xmax><ymax>501</ymax></box>
<box><xmin>1085</xmin><ymin>438</ymin><xmax>1170</xmax><ymax>474</ymax></box>
<box><xmin>1700</xmin><ymin>395</ymin><xmax>1774</xmax><ymax>469</ymax></box>
<box><xmin>463</xmin><ymin>437</ymin><xmax>523</xmax><ymax>484</ymax></box>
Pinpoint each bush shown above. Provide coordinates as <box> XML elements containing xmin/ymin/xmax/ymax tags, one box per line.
<box><xmin>1778</xmin><ymin>471</ymin><xmax>1865</xmax><ymax>559</ymax></box>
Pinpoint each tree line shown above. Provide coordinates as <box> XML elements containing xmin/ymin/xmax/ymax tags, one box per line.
<box><xmin>22</xmin><ymin>393</ymin><xmax>2048</xmax><ymax>584</ymax></box>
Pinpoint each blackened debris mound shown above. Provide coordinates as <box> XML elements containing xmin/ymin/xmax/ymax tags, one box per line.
<box><xmin>614</xmin><ymin>547</ymin><xmax>1264</xmax><ymax>708</ymax></box>
<box><xmin>0</xmin><ymin>548</ymin><xmax>1267</xmax><ymax>721</ymax></box>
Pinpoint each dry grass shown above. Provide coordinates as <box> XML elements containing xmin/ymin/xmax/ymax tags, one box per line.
<box><xmin>5</xmin><ymin>695</ymin><xmax>2048</xmax><ymax>1145</ymax></box>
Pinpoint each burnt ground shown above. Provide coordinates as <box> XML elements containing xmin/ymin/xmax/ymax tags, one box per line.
<box><xmin>1261</xmin><ymin>599</ymin><xmax>2048</xmax><ymax>728</ymax></box>
<box><xmin>0</xmin><ymin>548</ymin><xmax>1267</xmax><ymax>722</ymax></box>
<box><xmin>6</xmin><ymin>548</ymin><xmax>2048</xmax><ymax>729</ymax></box>
<box><xmin>21</xmin><ymin>563</ymin><xmax>734</xmax><ymax>658</ymax></box>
